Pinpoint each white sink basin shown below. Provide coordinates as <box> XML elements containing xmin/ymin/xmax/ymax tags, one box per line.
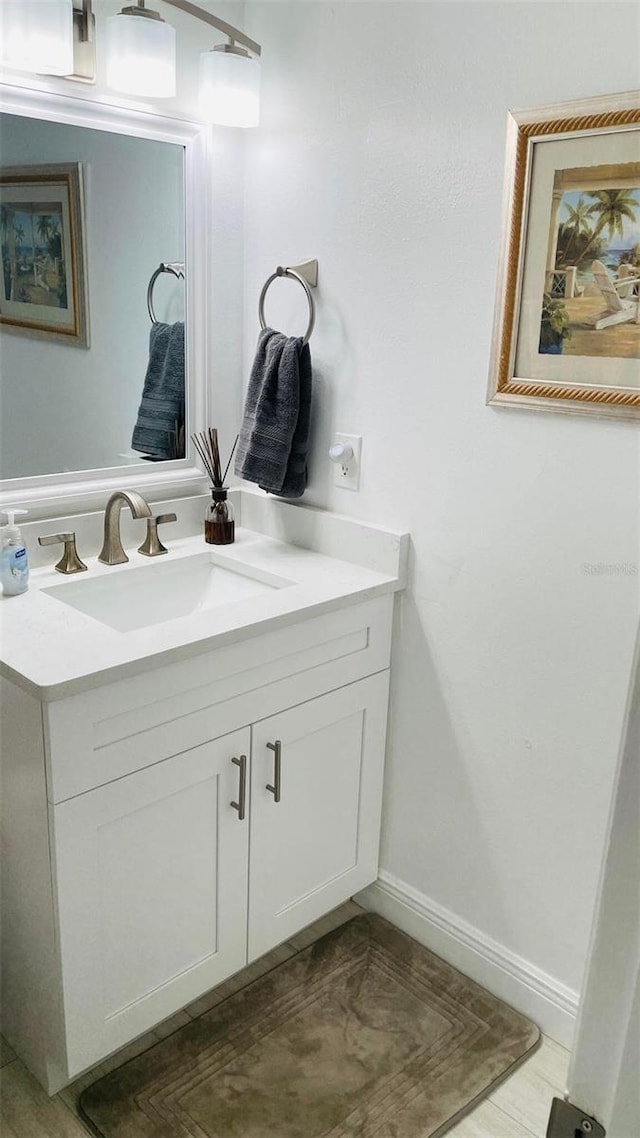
<box><xmin>43</xmin><ymin>552</ymin><xmax>293</xmax><ymax>633</ymax></box>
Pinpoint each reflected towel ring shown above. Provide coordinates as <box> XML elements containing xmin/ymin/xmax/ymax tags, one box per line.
<box><xmin>147</xmin><ymin>261</ymin><xmax>185</xmax><ymax>324</ymax></box>
<box><xmin>258</xmin><ymin>260</ymin><xmax>318</xmax><ymax>345</ymax></box>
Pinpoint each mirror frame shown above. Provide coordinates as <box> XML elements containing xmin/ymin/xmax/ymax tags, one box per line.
<box><xmin>0</xmin><ymin>82</ymin><xmax>209</xmax><ymax>518</ymax></box>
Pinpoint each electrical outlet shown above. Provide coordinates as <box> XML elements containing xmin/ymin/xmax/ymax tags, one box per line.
<box><xmin>331</xmin><ymin>433</ymin><xmax>362</xmax><ymax>491</ymax></box>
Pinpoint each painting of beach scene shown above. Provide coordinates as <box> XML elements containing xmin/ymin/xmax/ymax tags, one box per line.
<box><xmin>0</xmin><ymin>163</ymin><xmax>88</xmax><ymax>346</ymax></box>
<box><xmin>488</xmin><ymin>93</ymin><xmax>640</xmax><ymax>419</ymax></box>
<box><xmin>540</xmin><ymin>165</ymin><xmax>640</xmax><ymax>360</ymax></box>
<box><xmin>1</xmin><ymin>202</ymin><xmax>67</xmax><ymax>309</ymax></box>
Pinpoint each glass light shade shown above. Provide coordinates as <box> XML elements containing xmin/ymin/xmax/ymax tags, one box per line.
<box><xmin>199</xmin><ymin>49</ymin><xmax>260</xmax><ymax>128</ymax></box>
<box><xmin>0</xmin><ymin>0</ymin><xmax>74</xmax><ymax>76</ymax></box>
<box><xmin>106</xmin><ymin>12</ymin><xmax>176</xmax><ymax>98</ymax></box>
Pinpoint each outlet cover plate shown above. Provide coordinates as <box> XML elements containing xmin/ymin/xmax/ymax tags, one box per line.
<box><xmin>333</xmin><ymin>433</ymin><xmax>362</xmax><ymax>491</ymax></box>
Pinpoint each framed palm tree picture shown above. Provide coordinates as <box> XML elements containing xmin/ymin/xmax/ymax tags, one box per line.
<box><xmin>487</xmin><ymin>91</ymin><xmax>640</xmax><ymax>420</ymax></box>
<box><xmin>0</xmin><ymin>163</ymin><xmax>89</xmax><ymax>347</ymax></box>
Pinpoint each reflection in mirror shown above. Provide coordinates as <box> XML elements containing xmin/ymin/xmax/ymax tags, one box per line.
<box><xmin>0</xmin><ymin>112</ymin><xmax>185</xmax><ymax>480</ymax></box>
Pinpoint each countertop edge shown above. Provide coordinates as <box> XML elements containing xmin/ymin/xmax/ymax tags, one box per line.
<box><xmin>1</xmin><ymin>578</ymin><xmax>401</xmax><ymax>703</ymax></box>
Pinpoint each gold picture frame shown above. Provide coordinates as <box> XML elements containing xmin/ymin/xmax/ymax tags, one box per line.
<box><xmin>487</xmin><ymin>91</ymin><xmax>640</xmax><ymax>420</ymax></box>
<box><xmin>0</xmin><ymin>162</ymin><xmax>89</xmax><ymax>347</ymax></box>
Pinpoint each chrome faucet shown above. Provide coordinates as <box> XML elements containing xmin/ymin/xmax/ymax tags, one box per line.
<box><xmin>98</xmin><ymin>490</ymin><xmax>152</xmax><ymax>565</ymax></box>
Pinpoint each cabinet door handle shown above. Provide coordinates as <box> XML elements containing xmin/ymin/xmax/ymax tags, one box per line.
<box><xmin>231</xmin><ymin>754</ymin><xmax>247</xmax><ymax>820</ymax></box>
<box><xmin>266</xmin><ymin>740</ymin><xmax>282</xmax><ymax>803</ymax></box>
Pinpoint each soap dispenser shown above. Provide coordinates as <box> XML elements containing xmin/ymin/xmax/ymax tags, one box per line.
<box><xmin>1</xmin><ymin>509</ymin><xmax>30</xmax><ymax>596</ymax></box>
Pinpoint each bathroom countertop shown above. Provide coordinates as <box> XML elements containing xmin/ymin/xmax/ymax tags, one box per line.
<box><xmin>0</xmin><ymin>528</ymin><xmax>405</xmax><ymax>701</ymax></box>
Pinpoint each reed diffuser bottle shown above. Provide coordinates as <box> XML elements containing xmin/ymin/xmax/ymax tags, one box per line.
<box><xmin>205</xmin><ymin>488</ymin><xmax>234</xmax><ymax>545</ymax></box>
<box><xmin>192</xmin><ymin>428</ymin><xmax>238</xmax><ymax>546</ymax></box>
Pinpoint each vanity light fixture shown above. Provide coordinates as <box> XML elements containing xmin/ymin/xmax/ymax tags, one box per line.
<box><xmin>106</xmin><ymin>2</ymin><xmax>177</xmax><ymax>98</ymax></box>
<box><xmin>0</xmin><ymin>1</ymin><xmax>95</xmax><ymax>82</ymax></box>
<box><xmin>199</xmin><ymin>43</ymin><xmax>260</xmax><ymax>128</ymax></box>
<box><xmin>161</xmin><ymin>0</ymin><xmax>262</xmax><ymax>126</ymax></box>
<box><xmin>0</xmin><ymin>0</ymin><xmax>261</xmax><ymax>126</ymax></box>
<box><xmin>108</xmin><ymin>0</ymin><xmax>262</xmax><ymax>125</ymax></box>
<box><xmin>0</xmin><ymin>0</ymin><xmax>74</xmax><ymax>77</ymax></box>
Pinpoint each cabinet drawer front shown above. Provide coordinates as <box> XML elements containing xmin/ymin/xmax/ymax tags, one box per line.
<box><xmin>52</xmin><ymin>728</ymin><xmax>250</xmax><ymax>1078</ymax></box>
<box><xmin>45</xmin><ymin>596</ymin><xmax>393</xmax><ymax>802</ymax></box>
<box><xmin>248</xmin><ymin>671</ymin><xmax>390</xmax><ymax>961</ymax></box>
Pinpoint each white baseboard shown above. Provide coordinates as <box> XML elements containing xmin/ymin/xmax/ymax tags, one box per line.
<box><xmin>356</xmin><ymin>870</ymin><xmax>579</xmax><ymax>1050</ymax></box>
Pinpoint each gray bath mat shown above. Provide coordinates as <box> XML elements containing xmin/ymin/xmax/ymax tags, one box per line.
<box><xmin>79</xmin><ymin>914</ymin><xmax>540</xmax><ymax>1138</ymax></box>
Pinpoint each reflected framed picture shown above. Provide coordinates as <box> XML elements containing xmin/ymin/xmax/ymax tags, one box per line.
<box><xmin>0</xmin><ymin>162</ymin><xmax>89</xmax><ymax>347</ymax></box>
<box><xmin>487</xmin><ymin>91</ymin><xmax>640</xmax><ymax>420</ymax></box>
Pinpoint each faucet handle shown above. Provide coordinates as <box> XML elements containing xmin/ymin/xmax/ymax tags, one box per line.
<box><xmin>138</xmin><ymin>513</ymin><xmax>177</xmax><ymax>558</ymax></box>
<box><xmin>39</xmin><ymin>532</ymin><xmax>88</xmax><ymax>575</ymax></box>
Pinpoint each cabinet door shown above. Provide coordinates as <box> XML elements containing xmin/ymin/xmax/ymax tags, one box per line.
<box><xmin>53</xmin><ymin>729</ymin><xmax>250</xmax><ymax>1077</ymax></box>
<box><xmin>248</xmin><ymin>671</ymin><xmax>389</xmax><ymax>961</ymax></box>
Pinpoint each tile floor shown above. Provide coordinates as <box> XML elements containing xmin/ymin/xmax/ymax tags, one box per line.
<box><xmin>0</xmin><ymin>902</ymin><xmax>569</xmax><ymax>1137</ymax></box>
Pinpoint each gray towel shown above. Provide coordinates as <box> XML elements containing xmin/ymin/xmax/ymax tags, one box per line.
<box><xmin>235</xmin><ymin>327</ymin><xmax>312</xmax><ymax>498</ymax></box>
<box><xmin>132</xmin><ymin>321</ymin><xmax>185</xmax><ymax>460</ymax></box>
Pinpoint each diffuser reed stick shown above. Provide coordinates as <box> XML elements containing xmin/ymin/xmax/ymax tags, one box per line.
<box><xmin>191</xmin><ymin>428</ymin><xmax>239</xmax><ymax>546</ymax></box>
<box><xmin>191</xmin><ymin>429</ymin><xmax>238</xmax><ymax>489</ymax></box>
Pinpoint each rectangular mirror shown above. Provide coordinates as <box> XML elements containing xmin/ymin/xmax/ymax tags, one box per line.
<box><xmin>0</xmin><ymin>85</ymin><xmax>209</xmax><ymax>517</ymax></box>
<box><xmin>1</xmin><ymin>112</ymin><xmax>185</xmax><ymax>478</ymax></box>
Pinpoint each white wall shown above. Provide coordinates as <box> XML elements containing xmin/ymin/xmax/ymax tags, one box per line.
<box><xmin>243</xmin><ymin>0</ymin><xmax>640</xmax><ymax>1036</ymax></box>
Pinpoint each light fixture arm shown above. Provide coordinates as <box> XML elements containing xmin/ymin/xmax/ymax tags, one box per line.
<box><xmin>161</xmin><ymin>0</ymin><xmax>261</xmax><ymax>56</ymax></box>
<box><xmin>74</xmin><ymin>0</ymin><xmax>94</xmax><ymax>44</ymax></box>
<box><xmin>70</xmin><ymin>0</ymin><xmax>96</xmax><ymax>81</ymax></box>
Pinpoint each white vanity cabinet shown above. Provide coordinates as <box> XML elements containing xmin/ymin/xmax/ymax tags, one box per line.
<box><xmin>1</xmin><ymin>595</ymin><xmax>392</xmax><ymax>1093</ymax></box>
<box><xmin>53</xmin><ymin>729</ymin><xmax>252</xmax><ymax>1077</ymax></box>
<box><xmin>248</xmin><ymin>677</ymin><xmax>389</xmax><ymax>961</ymax></box>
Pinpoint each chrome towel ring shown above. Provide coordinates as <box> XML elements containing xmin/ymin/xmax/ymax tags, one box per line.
<box><xmin>147</xmin><ymin>261</ymin><xmax>185</xmax><ymax>323</ymax></box>
<box><xmin>258</xmin><ymin>259</ymin><xmax>318</xmax><ymax>344</ymax></box>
